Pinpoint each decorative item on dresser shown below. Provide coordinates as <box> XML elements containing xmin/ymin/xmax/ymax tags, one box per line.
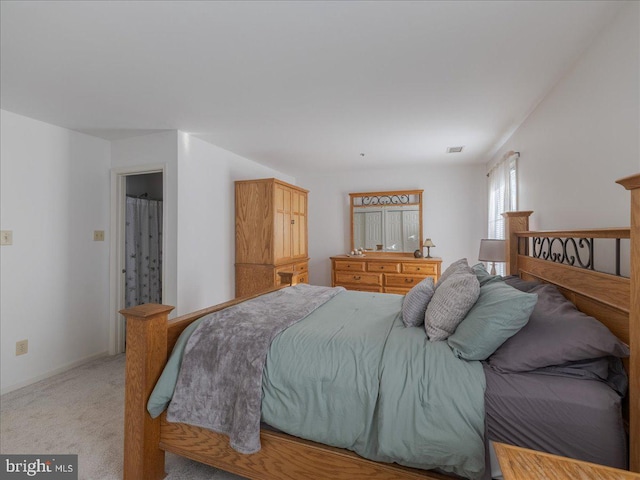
<box><xmin>331</xmin><ymin>255</ymin><xmax>442</xmax><ymax>294</ymax></box>
<box><xmin>235</xmin><ymin>178</ymin><xmax>309</xmax><ymax>297</ymax></box>
<box><xmin>423</xmin><ymin>238</ymin><xmax>436</xmax><ymax>258</ymax></box>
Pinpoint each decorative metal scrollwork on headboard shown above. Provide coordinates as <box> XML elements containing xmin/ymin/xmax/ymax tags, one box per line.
<box><xmin>515</xmin><ymin>224</ymin><xmax>629</xmax><ymax>278</ymax></box>
<box><xmin>361</xmin><ymin>194</ymin><xmax>410</xmax><ymax>206</ymax></box>
<box><xmin>531</xmin><ymin>237</ymin><xmax>594</xmax><ymax>270</ymax></box>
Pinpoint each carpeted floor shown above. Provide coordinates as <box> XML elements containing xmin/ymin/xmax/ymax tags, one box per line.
<box><xmin>0</xmin><ymin>354</ymin><xmax>247</xmax><ymax>479</ymax></box>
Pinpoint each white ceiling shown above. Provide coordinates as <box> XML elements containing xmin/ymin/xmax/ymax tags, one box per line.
<box><xmin>0</xmin><ymin>1</ymin><xmax>622</xmax><ymax>174</ymax></box>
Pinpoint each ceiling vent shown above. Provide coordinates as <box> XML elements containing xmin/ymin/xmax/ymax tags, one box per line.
<box><xmin>447</xmin><ymin>146</ymin><xmax>464</xmax><ymax>153</ymax></box>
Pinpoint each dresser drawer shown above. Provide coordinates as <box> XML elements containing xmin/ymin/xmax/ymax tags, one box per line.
<box><xmin>294</xmin><ymin>262</ymin><xmax>308</xmax><ymax>273</ymax></box>
<box><xmin>367</xmin><ymin>262</ymin><xmax>400</xmax><ymax>273</ymax></box>
<box><xmin>402</xmin><ymin>263</ymin><xmax>438</xmax><ymax>275</ymax></box>
<box><xmin>334</xmin><ymin>260</ymin><xmax>366</xmax><ymax>272</ymax></box>
<box><xmin>348</xmin><ymin>286</ymin><xmax>384</xmax><ymax>293</ymax></box>
<box><xmin>384</xmin><ymin>287</ymin><xmax>411</xmax><ymax>295</ymax></box>
<box><xmin>335</xmin><ymin>272</ymin><xmax>382</xmax><ymax>286</ymax></box>
<box><xmin>385</xmin><ymin>274</ymin><xmax>427</xmax><ymax>288</ymax></box>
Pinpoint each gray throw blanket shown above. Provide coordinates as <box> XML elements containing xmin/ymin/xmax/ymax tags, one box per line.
<box><xmin>166</xmin><ymin>284</ymin><xmax>345</xmax><ymax>454</ymax></box>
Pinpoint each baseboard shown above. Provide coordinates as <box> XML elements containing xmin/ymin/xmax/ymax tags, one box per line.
<box><xmin>0</xmin><ymin>351</ymin><xmax>110</xmax><ymax>396</ymax></box>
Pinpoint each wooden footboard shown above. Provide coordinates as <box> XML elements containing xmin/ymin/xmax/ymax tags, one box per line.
<box><xmin>159</xmin><ymin>413</ymin><xmax>450</xmax><ymax>480</ymax></box>
<box><xmin>122</xmin><ymin>173</ymin><xmax>640</xmax><ymax>479</ymax></box>
<box><xmin>121</xmin><ymin>287</ymin><xmax>450</xmax><ymax>480</ymax></box>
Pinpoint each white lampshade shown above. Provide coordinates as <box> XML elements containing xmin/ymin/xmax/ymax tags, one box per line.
<box><xmin>478</xmin><ymin>239</ymin><xmax>506</xmax><ymax>262</ymax></box>
<box><xmin>423</xmin><ymin>238</ymin><xmax>435</xmax><ymax>248</ymax></box>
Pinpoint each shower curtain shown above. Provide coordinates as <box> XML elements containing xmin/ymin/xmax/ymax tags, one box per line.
<box><xmin>125</xmin><ymin>196</ymin><xmax>163</xmax><ymax>308</ymax></box>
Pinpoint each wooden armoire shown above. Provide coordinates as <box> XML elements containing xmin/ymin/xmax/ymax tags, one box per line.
<box><xmin>235</xmin><ymin>178</ymin><xmax>309</xmax><ymax>297</ymax></box>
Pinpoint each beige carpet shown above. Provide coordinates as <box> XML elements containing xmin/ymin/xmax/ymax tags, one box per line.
<box><xmin>0</xmin><ymin>354</ymin><xmax>247</xmax><ymax>480</ymax></box>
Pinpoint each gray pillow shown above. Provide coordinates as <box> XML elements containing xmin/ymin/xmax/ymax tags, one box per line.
<box><xmin>533</xmin><ymin>358</ymin><xmax>610</xmax><ymax>382</ymax></box>
<box><xmin>425</xmin><ymin>267</ymin><xmax>480</xmax><ymax>342</ymax></box>
<box><xmin>401</xmin><ymin>277</ymin><xmax>435</xmax><ymax>327</ymax></box>
<box><xmin>436</xmin><ymin>258</ymin><xmax>469</xmax><ymax>289</ymax></box>
<box><xmin>447</xmin><ymin>281</ymin><xmax>537</xmax><ymax>360</ymax></box>
<box><xmin>489</xmin><ymin>284</ymin><xmax>630</xmax><ymax>372</ymax></box>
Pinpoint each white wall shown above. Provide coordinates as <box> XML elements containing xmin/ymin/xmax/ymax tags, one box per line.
<box><xmin>297</xmin><ymin>164</ymin><xmax>486</xmax><ymax>287</ymax></box>
<box><xmin>0</xmin><ymin>110</ymin><xmax>111</xmax><ymax>393</ymax></box>
<box><xmin>491</xmin><ymin>1</ymin><xmax>639</xmax><ymax>231</ymax></box>
<box><xmin>176</xmin><ymin>132</ymin><xmax>294</xmax><ymax>314</ymax></box>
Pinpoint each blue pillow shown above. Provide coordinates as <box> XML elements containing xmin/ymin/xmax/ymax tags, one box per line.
<box><xmin>471</xmin><ymin>262</ymin><xmax>503</xmax><ymax>286</ymax></box>
<box><xmin>447</xmin><ymin>281</ymin><xmax>537</xmax><ymax>361</ymax></box>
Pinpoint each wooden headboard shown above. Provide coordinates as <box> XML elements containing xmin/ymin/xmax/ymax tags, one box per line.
<box><xmin>503</xmin><ymin>172</ymin><xmax>639</xmax><ymax>472</ymax></box>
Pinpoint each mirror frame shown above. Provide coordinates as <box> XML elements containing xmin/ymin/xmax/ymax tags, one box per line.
<box><xmin>349</xmin><ymin>189</ymin><xmax>423</xmax><ymax>254</ymax></box>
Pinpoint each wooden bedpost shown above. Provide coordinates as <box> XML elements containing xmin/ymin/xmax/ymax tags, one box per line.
<box><xmin>502</xmin><ymin>211</ymin><xmax>533</xmax><ymax>276</ymax></box>
<box><xmin>617</xmin><ymin>173</ymin><xmax>640</xmax><ymax>473</ymax></box>
<box><xmin>120</xmin><ymin>303</ymin><xmax>174</xmax><ymax>480</ymax></box>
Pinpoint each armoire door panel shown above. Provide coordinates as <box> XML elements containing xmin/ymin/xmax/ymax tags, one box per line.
<box><xmin>275</xmin><ymin>185</ymin><xmax>292</xmax><ymax>263</ymax></box>
<box><xmin>297</xmin><ymin>214</ymin><xmax>307</xmax><ymax>257</ymax></box>
<box><xmin>235</xmin><ymin>181</ymin><xmax>273</xmax><ymax>264</ymax></box>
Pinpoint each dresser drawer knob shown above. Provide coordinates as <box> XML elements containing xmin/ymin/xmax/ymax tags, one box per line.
<box><xmin>416</xmin><ymin>267</ymin><xmax>421</xmax><ymax>271</ymax></box>
<box><xmin>354</xmin><ymin>275</ymin><xmax>361</xmax><ymax>280</ymax></box>
<box><xmin>405</xmin><ymin>278</ymin><xmax>414</xmax><ymax>283</ymax></box>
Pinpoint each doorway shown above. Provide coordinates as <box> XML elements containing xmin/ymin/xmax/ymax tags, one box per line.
<box><xmin>124</xmin><ymin>173</ymin><xmax>163</xmax><ymax>308</ymax></box>
<box><xmin>109</xmin><ymin>166</ymin><xmax>166</xmax><ymax>354</ymax></box>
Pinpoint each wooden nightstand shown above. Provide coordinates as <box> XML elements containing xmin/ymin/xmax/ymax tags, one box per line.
<box><xmin>494</xmin><ymin>443</ymin><xmax>640</xmax><ymax>480</ymax></box>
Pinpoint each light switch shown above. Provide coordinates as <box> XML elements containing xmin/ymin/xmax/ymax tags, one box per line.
<box><xmin>1</xmin><ymin>230</ymin><xmax>13</xmax><ymax>245</ymax></box>
<box><xmin>93</xmin><ymin>230</ymin><xmax>105</xmax><ymax>242</ymax></box>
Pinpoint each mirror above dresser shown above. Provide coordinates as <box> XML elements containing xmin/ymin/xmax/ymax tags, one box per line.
<box><xmin>350</xmin><ymin>190</ymin><xmax>423</xmax><ymax>253</ymax></box>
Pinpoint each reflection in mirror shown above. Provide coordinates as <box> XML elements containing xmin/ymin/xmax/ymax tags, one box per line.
<box><xmin>350</xmin><ymin>190</ymin><xmax>423</xmax><ymax>253</ymax></box>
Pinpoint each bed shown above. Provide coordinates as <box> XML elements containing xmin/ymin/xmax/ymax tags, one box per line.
<box><xmin>121</xmin><ymin>172</ymin><xmax>639</xmax><ymax>480</ymax></box>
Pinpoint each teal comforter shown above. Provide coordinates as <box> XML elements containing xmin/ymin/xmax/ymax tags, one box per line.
<box><xmin>149</xmin><ymin>290</ymin><xmax>486</xmax><ymax>479</ymax></box>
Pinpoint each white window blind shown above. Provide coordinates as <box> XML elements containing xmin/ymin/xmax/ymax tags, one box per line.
<box><xmin>487</xmin><ymin>152</ymin><xmax>518</xmax><ymax>275</ymax></box>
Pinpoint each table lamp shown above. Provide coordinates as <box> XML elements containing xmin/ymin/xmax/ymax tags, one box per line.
<box><xmin>478</xmin><ymin>239</ymin><xmax>506</xmax><ymax>275</ymax></box>
<box><xmin>423</xmin><ymin>238</ymin><xmax>435</xmax><ymax>258</ymax></box>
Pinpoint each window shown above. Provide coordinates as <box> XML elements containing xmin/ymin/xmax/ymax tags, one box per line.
<box><xmin>487</xmin><ymin>153</ymin><xmax>518</xmax><ymax>275</ymax></box>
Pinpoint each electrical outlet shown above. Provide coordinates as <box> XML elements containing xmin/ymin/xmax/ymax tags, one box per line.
<box><xmin>16</xmin><ymin>339</ymin><xmax>28</xmax><ymax>356</ymax></box>
<box><xmin>93</xmin><ymin>230</ymin><xmax>105</xmax><ymax>242</ymax></box>
<box><xmin>1</xmin><ymin>230</ymin><xmax>13</xmax><ymax>245</ymax></box>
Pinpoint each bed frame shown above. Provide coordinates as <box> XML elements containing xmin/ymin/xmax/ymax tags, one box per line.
<box><xmin>121</xmin><ymin>173</ymin><xmax>639</xmax><ymax>480</ymax></box>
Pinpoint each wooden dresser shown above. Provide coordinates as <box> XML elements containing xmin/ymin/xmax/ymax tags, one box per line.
<box><xmin>235</xmin><ymin>178</ymin><xmax>309</xmax><ymax>297</ymax></box>
<box><xmin>331</xmin><ymin>255</ymin><xmax>441</xmax><ymax>294</ymax></box>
